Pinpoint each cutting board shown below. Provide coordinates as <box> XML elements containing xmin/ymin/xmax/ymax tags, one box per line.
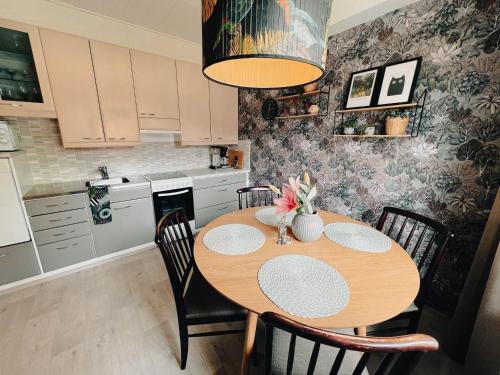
<box><xmin>228</xmin><ymin>149</ymin><xmax>244</xmax><ymax>169</ymax></box>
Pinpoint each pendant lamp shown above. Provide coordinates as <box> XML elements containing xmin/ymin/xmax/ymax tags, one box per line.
<box><xmin>202</xmin><ymin>0</ymin><xmax>332</xmax><ymax>89</ymax></box>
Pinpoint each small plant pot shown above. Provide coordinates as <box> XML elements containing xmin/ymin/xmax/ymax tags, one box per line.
<box><xmin>364</xmin><ymin>126</ymin><xmax>375</xmax><ymax>135</ymax></box>
<box><xmin>344</xmin><ymin>127</ymin><xmax>355</xmax><ymax>135</ymax></box>
<box><xmin>291</xmin><ymin>212</ymin><xmax>324</xmax><ymax>242</ymax></box>
<box><xmin>308</xmin><ymin>104</ymin><xmax>319</xmax><ymax>115</ymax></box>
<box><xmin>386</xmin><ymin>116</ymin><xmax>409</xmax><ymax>135</ymax></box>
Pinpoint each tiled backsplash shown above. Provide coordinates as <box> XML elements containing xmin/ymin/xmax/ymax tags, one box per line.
<box><xmin>7</xmin><ymin>117</ymin><xmax>216</xmax><ymax>184</ymax></box>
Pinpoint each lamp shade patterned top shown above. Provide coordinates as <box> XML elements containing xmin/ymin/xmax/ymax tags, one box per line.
<box><xmin>202</xmin><ymin>0</ymin><xmax>332</xmax><ymax>89</ymax></box>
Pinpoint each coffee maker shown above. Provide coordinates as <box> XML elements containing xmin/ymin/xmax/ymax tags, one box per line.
<box><xmin>209</xmin><ymin>147</ymin><xmax>221</xmax><ymax>169</ymax></box>
<box><xmin>219</xmin><ymin>147</ymin><xmax>229</xmax><ymax>168</ymax></box>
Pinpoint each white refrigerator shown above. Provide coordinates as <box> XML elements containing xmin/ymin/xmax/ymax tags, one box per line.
<box><xmin>0</xmin><ymin>158</ymin><xmax>30</xmax><ymax>247</ymax></box>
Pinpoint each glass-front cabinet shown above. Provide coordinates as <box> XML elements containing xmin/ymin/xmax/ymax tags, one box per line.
<box><xmin>0</xmin><ymin>18</ymin><xmax>55</xmax><ymax>117</ymax></box>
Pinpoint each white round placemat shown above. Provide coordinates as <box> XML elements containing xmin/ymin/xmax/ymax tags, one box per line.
<box><xmin>203</xmin><ymin>224</ymin><xmax>265</xmax><ymax>255</ymax></box>
<box><xmin>255</xmin><ymin>207</ymin><xmax>296</xmax><ymax>227</ymax></box>
<box><xmin>258</xmin><ymin>254</ymin><xmax>350</xmax><ymax>318</ymax></box>
<box><xmin>324</xmin><ymin>222</ymin><xmax>392</xmax><ymax>253</ymax></box>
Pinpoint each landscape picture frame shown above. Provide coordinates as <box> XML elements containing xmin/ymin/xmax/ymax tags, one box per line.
<box><xmin>344</xmin><ymin>67</ymin><xmax>382</xmax><ymax>109</ymax></box>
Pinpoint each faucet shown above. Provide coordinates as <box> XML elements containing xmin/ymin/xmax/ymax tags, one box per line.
<box><xmin>98</xmin><ymin>166</ymin><xmax>109</xmax><ymax>179</ymax></box>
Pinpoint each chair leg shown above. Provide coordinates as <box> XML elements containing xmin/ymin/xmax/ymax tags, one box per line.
<box><xmin>180</xmin><ymin>324</ymin><xmax>189</xmax><ymax>369</ymax></box>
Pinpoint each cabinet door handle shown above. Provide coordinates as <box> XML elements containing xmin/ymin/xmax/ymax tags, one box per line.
<box><xmin>217</xmin><ymin>206</ymin><xmax>229</xmax><ymax>211</ymax></box>
<box><xmin>113</xmin><ymin>205</ymin><xmax>132</xmax><ymax>210</ymax></box>
<box><xmin>45</xmin><ymin>202</ymin><xmax>69</xmax><ymax>208</ymax></box>
<box><xmin>53</xmin><ymin>229</ymin><xmax>76</xmax><ymax>237</ymax></box>
<box><xmin>217</xmin><ymin>179</ymin><xmax>227</xmax><ymax>183</ymax></box>
<box><xmin>49</xmin><ymin>219</ymin><xmax>62</xmax><ymax>223</ymax></box>
<box><xmin>140</xmin><ymin>112</ymin><xmax>156</xmax><ymax>116</ymax></box>
<box><xmin>56</xmin><ymin>246</ymin><xmax>68</xmax><ymax>250</ymax></box>
<box><xmin>218</xmin><ymin>188</ymin><xmax>228</xmax><ymax>192</ymax></box>
<box><xmin>217</xmin><ymin>137</ymin><xmax>223</xmax><ymax>139</ymax></box>
<box><xmin>0</xmin><ymin>252</ymin><xmax>10</xmax><ymax>259</ymax></box>
<box><xmin>119</xmin><ymin>137</ymin><xmax>126</xmax><ymax>140</ymax></box>
<box><xmin>0</xmin><ymin>103</ymin><xmax>23</xmax><ymax>107</ymax></box>
<box><xmin>95</xmin><ymin>137</ymin><xmax>103</xmax><ymax>140</ymax></box>
<box><xmin>82</xmin><ymin>137</ymin><xmax>93</xmax><ymax>140</ymax></box>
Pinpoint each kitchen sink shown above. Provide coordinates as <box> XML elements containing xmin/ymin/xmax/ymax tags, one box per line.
<box><xmin>86</xmin><ymin>177</ymin><xmax>130</xmax><ymax>187</ymax></box>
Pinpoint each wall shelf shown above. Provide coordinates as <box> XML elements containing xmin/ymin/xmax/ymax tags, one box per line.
<box><xmin>275</xmin><ymin>113</ymin><xmax>321</xmax><ymax>120</ymax></box>
<box><xmin>334</xmin><ymin>134</ymin><xmax>411</xmax><ymax>138</ymax></box>
<box><xmin>333</xmin><ymin>90</ymin><xmax>428</xmax><ymax>137</ymax></box>
<box><xmin>275</xmin><ymin>86</ymin><xmax>331</xmax><ymax>120</ymax></box>
<box><xmin>335</xmin><ymin>102</ymin><xmax>419</xmax><ymax>114</ymax></box>
<box><xmin>276</xmin><ymin>90</ymin><xmax>321</xmax><ymax>101</ymax></box>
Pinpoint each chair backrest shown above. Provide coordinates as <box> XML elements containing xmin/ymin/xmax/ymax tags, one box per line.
<box><xmin>155</xmin><ymin>208</ymin><xmax>194</xmax><ymax>316</ymax></box>
<box><xmin>262</xmin><ymin>312</ymin><xmax>439</xmax><ymax>375</ymax></box>
<box><xmin>237</xmin><ymin>186</ymin><xmax>275</xmax><ymax>209</ymax></box>
<box><xmin>376</xmin><ymin>207</ymin><xmax>450</xmax><ymax>302</ymax></box>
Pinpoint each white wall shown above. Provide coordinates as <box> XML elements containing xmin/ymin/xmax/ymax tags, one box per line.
<box><xmin>0</xmin><ymin>0</ymin><xmax>202</xmax><ymax>64</ymax></box>
<box><xmin>328</xmin><ymin>0</ymin><xmax>420</xmax><ymax>35</ymax></box>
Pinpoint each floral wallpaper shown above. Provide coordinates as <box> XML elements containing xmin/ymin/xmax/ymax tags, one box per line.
<box><xmin>238</xmin><ymin>0</ymin><xmax>500</xmax><ymax>312</ymax></box>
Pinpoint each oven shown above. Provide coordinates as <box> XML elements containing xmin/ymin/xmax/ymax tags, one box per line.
<box><xmin>152</xmin><ymin>187</ymin><xmax>195</xmax><ymax>228</ymax></box>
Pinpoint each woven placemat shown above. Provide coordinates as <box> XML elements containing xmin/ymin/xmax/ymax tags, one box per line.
<box><xmin>324</xmin><ymin>222</ymin><xmax>392</xmax><ymax>253</ymax></box>
<box><xmin>258</xmin><ymin>254</ymin><xmax>350</xmax><ymax>318</ymax></box>
<box><xmin>255</xmin><ymin>207</ymin><xmax>295</xmax><ymax>227</ymax></box>
<box><xmin>203</xmin><ymin>224</ymin><xmax>265</xmax><ymax>255</ymax></box>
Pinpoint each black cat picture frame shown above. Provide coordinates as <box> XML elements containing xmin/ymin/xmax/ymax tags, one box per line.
<box><xmin>377</xmin><ymin>57</ymin><xmax>422</xmax><ymax>106</ymax></box>
<box><xmin>344</xmin><ymin>67</ymin><xmax>383</xmax><ymax>109</ymax></box>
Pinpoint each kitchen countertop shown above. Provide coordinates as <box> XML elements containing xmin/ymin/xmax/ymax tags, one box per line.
<box><xmin>23</xmin><ymin>169</ymin><xmax>249</xmax><ymax>200</ymax></box>
<box><xmin>183</xmin><ymin>168</ymin><xmax>249</xmax><ymax>179</ymax></box>
<box><xmin>23</xmin><ymin>175</ymin><xmax>150</xmax><ymax>200</ymax></box>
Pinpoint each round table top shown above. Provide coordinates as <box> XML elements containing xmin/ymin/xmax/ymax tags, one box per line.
<box><xmin>194</xmin><ymin>207</ymin><xmax>420</xmax><ymax>329</ymax></box>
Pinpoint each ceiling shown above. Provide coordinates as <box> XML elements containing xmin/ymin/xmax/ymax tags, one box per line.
<box><xmin>54</xmin><ymin>0</ymin><xmax>417</xmax><ymax>44</ymax></box>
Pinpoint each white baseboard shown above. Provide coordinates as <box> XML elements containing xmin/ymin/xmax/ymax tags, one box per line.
<box><xmin>0</xmin><ymin>242</ymin><xmax>156</xmax><ymax>296</ymax></box>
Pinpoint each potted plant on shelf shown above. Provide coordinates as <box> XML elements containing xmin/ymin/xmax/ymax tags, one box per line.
<box><xmin>270</xmin><ymin>172</ymin><xmax>323</xmax><ymax>242</ymax></box>
<box><xmin>385</xmin><ymin>109</ymin><xmax>412</xmax><ymax>135</ymax></box>
<box><xmin>343</xmin><ymin>116</ymin><xmax>358</xmax><ymax>135</ymax></box>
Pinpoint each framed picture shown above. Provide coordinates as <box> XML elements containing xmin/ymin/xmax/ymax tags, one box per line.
<box><xmin>377</xmin><ymin>57</ymin><xmax>422</xmax><ymax>106</ymax></box>
<box><xmin>344</xmin><ymin>67</ymin><xmax>382</xmax><ymax>109</ymax></box>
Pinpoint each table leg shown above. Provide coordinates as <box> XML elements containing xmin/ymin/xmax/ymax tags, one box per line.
<box><xmin>240</xmin><ymin>311</ymin><xmax>258</xmax><ymax>375</ymax></box>
<box><xmin>356</xmin><ymin>326</ymin><xmax>367</xmax><ymax>336</ymax></box>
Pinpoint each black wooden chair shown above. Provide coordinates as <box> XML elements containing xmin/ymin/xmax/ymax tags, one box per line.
<box><xmin>237</xmin><ymin>186</ymin><xmax>276</xmax><ymax>209</ymax></box>
<box><xmin>155</xmin><ymin>208</ymin><xmax>246</xmax><ymax>369</ymax></box>
<box><xmin>372</xmin><ymin>206</ymin><xmax>451</xmax><ymax>334</ymax></box>
<box><xmin>261</xmin><ymin>312</ymin><xmax>439</xmax><ymax>375</ymax></box>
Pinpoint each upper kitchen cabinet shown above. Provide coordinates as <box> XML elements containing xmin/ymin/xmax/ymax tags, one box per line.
<box><xmin>176</xmin><ymin>60</ymin><xmax>212</xmax><ymax>145</ymax></box>
<box><xmin>90</xmin><ymin>41</ymin><xmax>139</xmax><ymax>143</ymax></box>
<box><xmin>209</xmin><ymin>82</ymin><xmax>238</xmax><ymax>145</ymax></box>
<box><xmin>40</xmin><ymin>29</ymin><xmax>105</xmax><ymax>147</ymax></box>
<box><xmin>0</xmin><ymin>18</ymin><xmax>55</xmax><ymax>118</ymax></box>
<box><xmin>130</xmin><ymin>50</ymin><xmax>180</xmax><ymax>132</ymax></box>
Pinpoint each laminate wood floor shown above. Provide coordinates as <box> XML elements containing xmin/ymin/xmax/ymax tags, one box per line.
<box><xmin>0</xmin><ymin>247</ymin><xmax>463</xmax><ymax>375</ymax></box>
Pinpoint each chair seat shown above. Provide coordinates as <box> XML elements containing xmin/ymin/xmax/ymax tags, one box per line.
<box><xmin>185</xmin><ymin>269</ymin><xmax>246</xmax><ymax>322</ymax></box>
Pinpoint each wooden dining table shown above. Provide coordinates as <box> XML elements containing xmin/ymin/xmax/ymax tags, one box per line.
<box><xmin>194</xmin><ymin>207</ymin><xmax>420</xmax><ymax>375</ymax></box>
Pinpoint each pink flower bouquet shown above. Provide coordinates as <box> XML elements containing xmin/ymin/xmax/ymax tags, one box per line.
<box><xmin>269</xmin><ymin>172</ymin><xmax>317</xmax><ymax>215</ymax></box>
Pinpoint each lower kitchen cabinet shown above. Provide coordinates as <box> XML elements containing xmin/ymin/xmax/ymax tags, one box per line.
<box><xmin>91</xmin><ymin>197</ymin><xmax>155</xmax><ymax>257</ymax></box>
<box><xmin>195</xmin><ymin>201</ymin><xmax>240</xmax><ymax>228</ymax></box>
<box><xmin>0</xmin><ymin>241</ymin><xmax>40</xmax><ymax>285</ymax></box>
<box><xmin>37</xmin><ymin>235</ymin><xmax>94</xmax><ymax>272</ymax></box>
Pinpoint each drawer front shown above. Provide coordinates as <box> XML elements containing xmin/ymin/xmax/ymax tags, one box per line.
<box><xmin>30</xmin><ymin>208</ymin><xmax>88</xmax><ymax>231</ymax></box>
<box><xmin>109</xmin><ymin>185</ymin><xmax>151</xmax><ymax>203</ymax></box>
<box><xmin>0</xmin><ymin>242</ymin><xmax>40</xmax><ymax>286</ymax></box>
<box><xmin>33</xmin><ymin>221</ymin><xmax>91</xmax><ymax>246</ymax></box>
<box><xmin>37</xmin><ymin>235</ymin><xmax>94</xmax><ymax>272</ymax></box>
<box><xmin>193</xmin><ymin>172</ymin><xmax>247</xmax><ymax>190</ymax></box>
<box><xmin>25</xmin><ymin>194</ymin><xmax>86</xmax><ymax>216</ymax></box>
<box><xmin>195</xmin><ymin>201</ymin><xmax>239</xmax><ymax>228</ymax></box>
<box><xmin>194</xmin><ymin>182</ymin><xmax>245</xmax><ymax>210</ymax></box>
